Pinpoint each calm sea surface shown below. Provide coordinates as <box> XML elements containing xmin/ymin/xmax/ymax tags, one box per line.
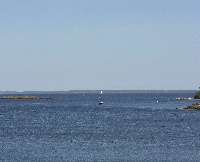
<box><xmin>0</xmin><ymin>93</ymin><xmax>200</xmax><ymax>162</ymax></box>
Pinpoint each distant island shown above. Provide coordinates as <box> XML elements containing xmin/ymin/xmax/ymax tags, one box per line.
<box><xmin>184</xmin><ymin>90</ymin><xmax>200</xmax><ymax>110</ymax></box>
<box><xmin>0</xmin><ymin>95</ymin><xmax>54</xmax><ymax>99</ymax></box>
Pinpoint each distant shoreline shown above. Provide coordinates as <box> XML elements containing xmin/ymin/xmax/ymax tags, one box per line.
<box><xmin>0</xmin><ymin>90</ymin><xmax>197</xmax><ymax>94</ymax></box>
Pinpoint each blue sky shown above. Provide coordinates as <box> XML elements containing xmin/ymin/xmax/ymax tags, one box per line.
<box><xmin>0</xmin><ymin>0</ymin><xmax>200</xmax><ymax>91</ymax></box>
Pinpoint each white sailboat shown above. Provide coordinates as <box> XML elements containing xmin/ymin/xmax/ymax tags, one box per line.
<box><xmin>99</xmin><ymin>90</ymin><xmax>103</xmax><ymax>105</ymax></box>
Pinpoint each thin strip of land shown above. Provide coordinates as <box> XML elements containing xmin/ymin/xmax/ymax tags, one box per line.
<box><xmin>0</xmin><ymin>95</ymin><xmax>53</xmax><ymax>99</ymax></box>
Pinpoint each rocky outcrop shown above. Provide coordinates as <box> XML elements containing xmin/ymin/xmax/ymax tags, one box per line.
<box><xmin>184</xmin><ymin>102</ymin><xmax>200</xmax><ymax>110</ymax></box>
<box><xmin>0</xmin><ymin>95</ymin><xmax>54</xmax><ymax>99</ymax></box>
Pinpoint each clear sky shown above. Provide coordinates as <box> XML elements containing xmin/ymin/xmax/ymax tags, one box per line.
<box><xmin>0</xmin><ymin>0</ymin><xmax>200</xmax><ymax>91</ymax></box>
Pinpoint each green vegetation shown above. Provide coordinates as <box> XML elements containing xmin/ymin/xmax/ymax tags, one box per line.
<box><xmin>194</xmin><ymin>91</ymin><xmax>200</xmax><ymax>99</ymax></box>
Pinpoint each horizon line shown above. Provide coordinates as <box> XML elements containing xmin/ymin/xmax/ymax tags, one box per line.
<box><xmin>0</xmin><ymin>90</ymin><xmax>197</xmax><ymax>93</ymax></box>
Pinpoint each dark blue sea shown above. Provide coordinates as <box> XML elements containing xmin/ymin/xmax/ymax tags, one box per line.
<box><xmin>1</xmin><ymin>92</ymin><xmax>200</xmax><ymax>162</ymax></box>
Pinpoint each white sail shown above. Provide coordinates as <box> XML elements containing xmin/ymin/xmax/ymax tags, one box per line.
<box><xmin>99</xmin><ymin>91</ymin><xmax>103</xmax><ymax>105</ymax></box>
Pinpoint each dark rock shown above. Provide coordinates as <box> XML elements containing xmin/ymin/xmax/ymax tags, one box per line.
<box><xmin>184</xmin><ymin>102</ymin><xmax>200</xmax><ymax>110</ymax></box>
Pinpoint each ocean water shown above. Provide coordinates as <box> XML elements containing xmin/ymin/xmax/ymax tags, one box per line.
<box><xmin>0</xmin><ymin>92</ymin><xmax>200</xmax><ymax>162</ymax></box>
